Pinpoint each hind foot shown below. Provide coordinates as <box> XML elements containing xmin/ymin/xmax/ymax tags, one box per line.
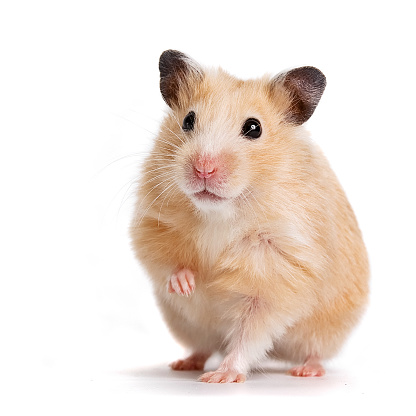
<box><xmin>170</xmin><ymin>352</ymin><xmax>210</xmax><ymax>371</ymax></box>
<box><xmin>289</xmin><ymin>356</ymin><xmax>326</xmax><ymax>377</ymax></box>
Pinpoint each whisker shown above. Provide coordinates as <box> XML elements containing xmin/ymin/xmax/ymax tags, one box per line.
<box><xmin>160</xmin><ymin>124</ymin><xmax>186</xmax><ymax>146</ymax></box>
<box><xmin>134</xmin><ymin>176</ymin><xmax>174</xmax><ymax>218</ymax></box>
<box><xmin>144</xmin><ymin>164</ymin><xmax>175</xmax><ymax>176</ymax></box>
<box><xmin>148</xmin><ymin>155</ymin><xmax>174</xmax><ymax>159</ymax></box>
<box><xmin>92</xmin><ymin>153</ymin><xmax>144</xmax><ymax>180</ymax></box>
<box><xmin>149</xmin><ymin>144</ymin><xmax>178</xmax><ymax>156</ymax></box>
<box><xmin>126</xmin><ymin>108</ymin><xmax>162</xmax><ymax>125</ymax></box>
<box><xmin>125</xmin><ymin>108</ymin><xmax>186</xmax><ymax>146</ymax></box>
<box><xmin>139</xmin><ymin>171</ymin><xmax>174</xmax><ymax>188</ymax></box>
<box><xmin>165</xmin><ymin>186</ymin><xmax>178</xmax><ymax>208</ymax></box>
<box><xmin>245</xmin><ymin>188</ymin><xmax>268</xmax><ymax>222</ymax></box>
<box><xmin>157</xmin><ymin>182</ymin><xmax>178</xmax><ymax>226</ymax></box>
<box><xmin>102</xmin><ymin>174</ymin><xmax>139</xmax><ymax>221</ymax></box>
<box><xmin>118</xmin><ymin>177</ymin><xmax>140</xmax><ymax>216</ymax></box>
<box><xmin>147</xmin><ymin>157</ymin><xmax>176</xmax><ymax>164</ymax></box>
<box><xmin>240</xmin><ymin>192</ymin><xmax>261</xmax><ymax>230</ymax></box>
<box><xmin>134</xmin><ymin>178</ymin><xmax>175</xmax><ymax>227</ymax></box>
<box><xmin>170</xmin><ymin>113</ymin><xmax>184</xmax><ymax>131</ymax></box>
<box><xmin>156</xmin><ymin>137</ymin><xmax>182</xmax><ymax>152</ymax></box>
<box><xmin>111</xmin><ymin>112</ymin><xmax>159</xmax><ymax>139</ymax></box>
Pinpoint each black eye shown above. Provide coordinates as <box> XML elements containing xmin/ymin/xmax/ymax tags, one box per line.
<box><xmin>241</xmin><ymin>118</ymin><xmax>262</xmax><ymax>139</ymax></box>
<box><xmin>182</xmin><ymin>111</ymin><xmax>195</xmax><ymax>131</ymax></box>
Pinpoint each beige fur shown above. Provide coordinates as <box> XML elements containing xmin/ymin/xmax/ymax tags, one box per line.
<box><xmin>130</xmin><ymin>55</ymin><xmax>369</xmax><ymax>381</ymax></box>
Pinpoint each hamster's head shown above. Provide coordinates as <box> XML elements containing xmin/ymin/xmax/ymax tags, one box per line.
<box><xmin>146</xmin><ymin>50</ymin><xmax>326</xmax><ymax>220</ymax></box>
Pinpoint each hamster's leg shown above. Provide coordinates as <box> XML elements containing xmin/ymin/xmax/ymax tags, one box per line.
<box><xmin>168</xmin><ymin>268</ymin><xmax>195</xmax><ymax>296</ymax></box>
<box><xmin>170</xmin><ymin>351</ymin><xmax>211</xmax><ymax>371</ymax></box>
<box><xmin>199</xmin><ymin>296</ymin><xmax>279</xmax><ymax>383</ymax></box>
<box><xmin>165</xmin><ymin>268</ymin><xmax>213</xmax><ymax>371</ymax></box>
<box><xmin>288</xmin><ymin>355</ymin><xmax>325</xmax><ymax>377</ymax></box>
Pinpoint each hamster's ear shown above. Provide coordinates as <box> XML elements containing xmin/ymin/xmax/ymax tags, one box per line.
<box><xmin>271</xmin><ymin>67</ymin><xmax>326</xmax><ymax>125</ymax></box>
<box><xmin>159</xmin><ymin>50</ymin><xmax>204</xmax><ymax>109</ymax></box>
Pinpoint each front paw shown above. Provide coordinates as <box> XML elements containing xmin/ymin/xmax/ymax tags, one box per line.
<box><xmin>198</xmin><ymin>370</ymin><xmax>246</xmax><ymax>384</ymax></box>
<box><xmin>168</xmin><ymin>268</ymin><xmax>195</xmax><ymax>296</ymax></box>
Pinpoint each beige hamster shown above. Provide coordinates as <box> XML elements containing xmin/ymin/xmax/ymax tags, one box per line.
<box><xmin>130</xmin><ymin>50</ymin><xmax>369</xmax><ymax>383</ymax></box>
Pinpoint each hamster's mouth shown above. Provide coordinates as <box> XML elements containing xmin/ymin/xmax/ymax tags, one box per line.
<box><xmin>193</xmin><ymin>189</ymin><xmax>227</xmax><ymax>203</ymax></box>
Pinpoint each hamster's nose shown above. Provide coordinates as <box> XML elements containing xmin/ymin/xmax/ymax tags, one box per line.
<box><xmin>194</xmin><ymin>165</ymin><xmax>216</xmax><ymax>179</ymax></box>
<box><xmin>194</xmin><ymin>156</ymin><xmax>218</xmax><ymax>179</ymax></box>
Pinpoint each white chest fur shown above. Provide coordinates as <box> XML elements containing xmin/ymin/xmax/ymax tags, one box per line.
<box><xmin>195</xmin><ymin>216</ymin><xmax>239</xmax><ymax>269</ymax></box>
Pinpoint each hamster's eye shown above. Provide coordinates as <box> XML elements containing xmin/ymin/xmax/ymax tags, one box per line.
<box><xmin>241</xmin><ymin>118</ymin><xmax>262</xmax><ymax>139</ymax></box>
<box><xmin>182</xmin><ymin>111</ymin><xmax>196</xmax><ymax>132</ymax></box>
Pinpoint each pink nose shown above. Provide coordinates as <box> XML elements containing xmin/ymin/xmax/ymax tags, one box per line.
<box><xmin>194</xmin><ymin>157</ymin><xmax>218</xmax><ymax>179</ymax></box>
<box><xmin>195</xmin><ymin>165</ymin><xmax>216</xmax><ymax>179</ymax></box>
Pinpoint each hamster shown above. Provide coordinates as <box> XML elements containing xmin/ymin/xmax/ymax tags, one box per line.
<box><xmin>130</xmin><ymin>50</ymin><xmax>369</xmax><ymax>383</ymax></box>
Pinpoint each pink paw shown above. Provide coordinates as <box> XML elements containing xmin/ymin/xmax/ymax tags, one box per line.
<box><xmin>170</xmin><ymin>353</ymin><xmax>209</xmax><ymax>371</ymax></box>
<box><xmin>198</xmin><ymin>370</ymin><xmax>246</xmax><ymax>384</ymax></box>
<box><xmin>288</xmin><ymin>364</ymin><xmax>325</xmax><ymax>377</ymax></box>
<box><xmin>168</xmin><ymin>268</ymin><xmax>195</xmax><ymax>296</ymax></box>
<box><xmin>170</xmin><ymin>359</ymin><xmax>204</xmax><ymax>371</ymax></box>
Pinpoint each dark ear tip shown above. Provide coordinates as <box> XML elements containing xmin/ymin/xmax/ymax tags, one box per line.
<box><xmin>158</xmin><ymin>50</ymin><xmax>203</xmax><ymax>108</ymax></box>
<box><xmin>302</xmin><ymin>66</ymin><xmax>326</xmax><ymax>90</ymax></box>
<box><xmin>285</xmin><ymin>66</ymin><xmax>326</xmax><ymax>90</ymax></box>
<box><xmin>298</xmin><ymin>66</ymin><xmax>326</xmax><ymax>78</ymax></box>
<box><xmin>159</xmin><ymin>50</ymin><xmax>187</xmax><ymax>75</ymax></box>
<box><xmin>306</xmin><ymin>66</ymin><xmax>325</xmax><ymax>81</ymax></box>
<box><xmin>159</xmin><ymin>49</ymin><xmax>183</xmax><ymax>61</ymax></box>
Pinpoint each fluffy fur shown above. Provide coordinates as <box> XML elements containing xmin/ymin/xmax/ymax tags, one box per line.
<box><xmin>130</xmin><ymin>51</ymin><xmax>369</xmax><ymax>383</ymax></box>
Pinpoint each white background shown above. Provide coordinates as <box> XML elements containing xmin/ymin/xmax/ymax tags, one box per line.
<box><xmin>1</xmin><ymin>0</ymin><xmax>415</xmax><ymax>414</ymax></box>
